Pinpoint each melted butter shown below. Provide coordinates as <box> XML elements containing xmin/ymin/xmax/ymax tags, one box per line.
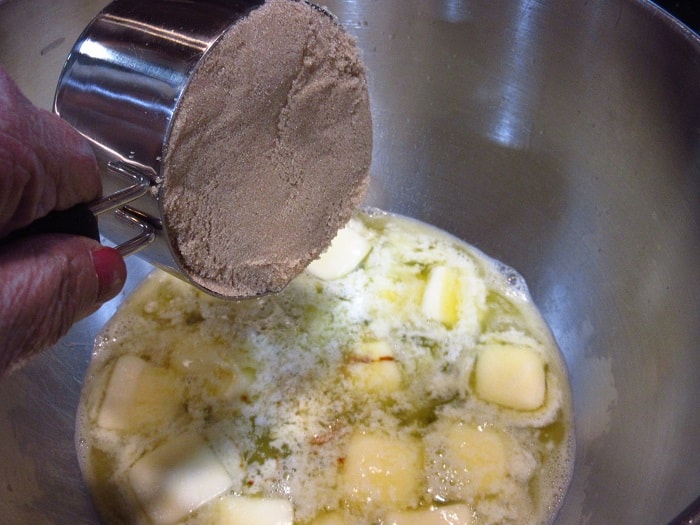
<box><xmin>76</xmin><ymin>211</ymin><xmax>574</xmax><ymax>525</ymax></box>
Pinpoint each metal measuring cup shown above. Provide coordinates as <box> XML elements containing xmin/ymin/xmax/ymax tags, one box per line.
<box><xmin>52</xmin><ymin>0</ymin><xmax>267</xmax><ymax>296</ymax></box>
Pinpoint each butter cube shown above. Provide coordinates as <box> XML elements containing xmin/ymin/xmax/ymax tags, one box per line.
<box><xmin>342</xmin><ymin>432</ymin><xmax>423</xmax><ymax>508</ymax></box>
<box><xmin>129</xmin><ymin>431</ymin><xmax>234</xmax><ymax>524</ymax></box>
<box><xmin>307</xmin><ymin>220</ymin><xmax>371</xmax><ymax>280</ymax></box>
<box><xmin>206</xmin><ymin>496</ymin><xmax>293</xmax><ymax>525</ymax></box>
<box><xmin>347</xmin><ymin>361</ymin><xmax>402</xmax><ymax>394</ymax></box>
<box><xmin>475</xmin><ymin>344</ymin><xmax>546</xmax><ymax>410</ymax></box>
<box><xmin>421</xmin><ymin>266</ymin><xmax>460</xmax><ymax>327</ymax></box>
<box><xmin>385</xmin><ymin>504</ymin><xmax>475</xmax><ymax>525</ymax></box>
<box><xmin>444</xmin><ymin>424</ymin><xmax>507</xmax><ymax>495</ymax></box>
<box><xmin>97</xmin><ymin>354</ymin><xmax>182</xmax><ymax>430</ymax></box>
<box><xmin>170</xmin><ymin>343</ymin><xmax>243</xmax><ymax>399</ymax></box>
<box><xmin>347</xmin><ymin>341</ymin><xmax>402</xmax><ymax>393</ymax></box>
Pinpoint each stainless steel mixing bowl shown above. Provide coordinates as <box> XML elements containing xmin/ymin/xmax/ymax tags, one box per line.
<box><xmin>0</xmin><ymin>0</ymin><xmax>698</xmax><ymax>523</ymax></box>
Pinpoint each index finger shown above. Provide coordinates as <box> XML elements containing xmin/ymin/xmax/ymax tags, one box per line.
<box><xmin>0</xmin><ymin>67</ymin><xmax>101</xmax><ymax>238</ymax></box>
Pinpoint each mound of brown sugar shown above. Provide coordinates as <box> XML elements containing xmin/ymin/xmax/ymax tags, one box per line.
<box><xmin>161</xmin><ymin>0</ymin><xmax>372</xmax><ymax>299</ymax></box>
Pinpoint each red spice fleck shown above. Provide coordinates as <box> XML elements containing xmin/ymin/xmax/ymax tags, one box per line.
<box><xmin>347</xmin><ymin>355</ymin><xmax>373</xmax><ymax>364</ymax></box>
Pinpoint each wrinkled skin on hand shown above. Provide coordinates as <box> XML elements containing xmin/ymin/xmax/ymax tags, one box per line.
<box><xmin>0</xmin><ymin>70</ymin><xmax>100</xmax><ymax>237</ymax></box>
<box><xmin>0</xmin><ymin>67</ymin><xmax>126</xmax><ymax>376</ymax></box>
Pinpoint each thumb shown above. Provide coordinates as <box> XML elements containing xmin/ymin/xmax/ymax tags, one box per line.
<box><xmin>0</xmin><ymin>235</ymin><xmax>126</xmax><ymax>375</ymax></box>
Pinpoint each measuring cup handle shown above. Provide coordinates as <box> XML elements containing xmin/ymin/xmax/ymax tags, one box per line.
<box><xmin>0</xmin><ymin>201</ymin><xmax>155</xmax><ymax>258</ymax></box>
<box><xmin>0</xmin><ymin>162</ymin><xmax>156</xmax><ymax>257</ymax></box>
<box><xmin>0</xmin><ymin>204</ymin><xmax>100</xmax><ymax>246</ymax></box>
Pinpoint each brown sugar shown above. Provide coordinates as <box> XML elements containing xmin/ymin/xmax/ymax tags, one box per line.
<box><xmin>161</xmin><ymin>0</ymin><xmax>372</xmax><ymax>298</ymax></box>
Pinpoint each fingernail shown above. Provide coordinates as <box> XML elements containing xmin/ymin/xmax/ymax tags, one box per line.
<box><xmin>91</xmin><ymin>246</ymin><xmax>127</xmax><ymax>304</ymax></box>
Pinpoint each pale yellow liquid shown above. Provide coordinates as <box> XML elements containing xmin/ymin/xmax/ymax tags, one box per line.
<box><xmin>76</xmin><ymin>211</ymin><xmax>574</xmax><ymax>525</ymax></box>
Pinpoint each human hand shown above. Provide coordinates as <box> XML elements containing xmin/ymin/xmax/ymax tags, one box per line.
<box><xmin>0</xmin><ymin>67</ymin><xmax>126</xmax><ymax>376</ymax></box>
